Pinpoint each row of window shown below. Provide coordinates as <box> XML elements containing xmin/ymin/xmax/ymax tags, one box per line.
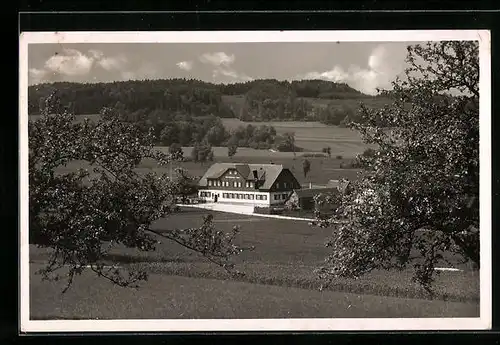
<box><xmin>274</xmin><ymin>193</ymin><xmax>290</xmax><ymax>200</ymax></box>
<box><xmin>208</xmin><ymin>180</ymin><xmax>255</xmax><ymax>188</ymax></box>
<box><xmin>200</xmin><ymin>191</ymin><xmax>268</xmax><ymax>201</ymax></box>
<box><xmin>200</xmin><ymin>191</ymin><xmax>290</xmax><ymax>201</ymax></box>
<box><xmin>275</xmin><ymin>182</ymin><xmax>289</xmax><ymax>189</ymax></box>
<box><xmin>222</xmin><ymin>193</ymin><xmax>268</xmax><ymax>200</ymax></box>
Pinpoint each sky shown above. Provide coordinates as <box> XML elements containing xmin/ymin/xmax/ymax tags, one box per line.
<box><xmin>28</xmin><ymin>42</ymin><xmax>414</xmax><ymax>95</ymax></box>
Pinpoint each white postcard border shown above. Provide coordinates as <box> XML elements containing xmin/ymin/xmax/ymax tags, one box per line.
<box><xmin>19</xmin><ymin>29</ymin><xmax>492</xmax><ymax>332</ymax></box>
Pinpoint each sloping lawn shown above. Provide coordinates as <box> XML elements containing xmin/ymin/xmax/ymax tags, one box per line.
<box><xmin>29</xmin><ymin>264</ymin><xmax>478</xmax><ymax>320</ymax></box>
<box><xmin>29</xmin><ymin>209</ymin><xmax>480</xmax><ymax>304</ymax></box>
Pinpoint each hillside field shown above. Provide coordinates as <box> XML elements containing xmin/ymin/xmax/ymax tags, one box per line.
<box><xmin>29</xmin><ymin>209</ymin><xmax>479</xmax><ymax>319</ymax></box>
<box><xmin>221</xmin><ymin>118</ymin><xmax>372</xmax><ymax>155</ymax></box>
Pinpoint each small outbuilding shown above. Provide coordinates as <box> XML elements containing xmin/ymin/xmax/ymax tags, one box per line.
<box><xmin>286</xmin><ymin>179</ymin><xmax>351</xmax><ymax>211</ymax></box>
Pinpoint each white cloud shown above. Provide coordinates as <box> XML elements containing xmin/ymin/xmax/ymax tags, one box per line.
<box><xmin>299</xmin><ymin>44</ymin><xmax>407</xmax><ymax>95</ymax></box>
<box><xmin>88</xmin><ymin>49</ymin><xmax>104</xmax><ymax>60</ymax></box>
<box><xmin>303</xmin><ymin>66</ymin><xmax>349</xmax><ymax>83</ymax></box>
<box><xmin>199</xmin><ymin>52</ymin><xmax>235</xmax><ymax>66</ymax></box>
<box><xmin>176</xmin><ymin>60</ymin><xmax>193</xmax><ymax>71</ymax></box>
<box><xmin>29</xmin><ymin>48</ymin><xmax>129</xmax><ymax>84</ymax></box>
<box><xmin>97</xmin><ymin>55</ymin><xmax>127</xmax><ymax>71</ymax></box>
<box><xmin>44</xmin><ymin>48</ymin><xmax>94</xmax><ymax>76</ymax></box>
<box><xmin>212</xmin><ymin>68</ymin><xmax>253</xmax><ymax>82</ymax></box>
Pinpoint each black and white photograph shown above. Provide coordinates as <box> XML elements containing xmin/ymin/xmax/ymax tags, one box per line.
<box><xmin>19</xmin><ymin>30</ymin><xmax>491</xmax><ymax>332</ymax></box>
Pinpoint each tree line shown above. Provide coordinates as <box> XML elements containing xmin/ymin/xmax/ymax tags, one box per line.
<box><xmin>28</xmin><ymin>78</ymin><xmax>388</xmax><ymax>126</ymax></box>
<box><xmin>29</xmin><ymin>79</ymin><xmax>234</xmax><ymax>118</ymax></box>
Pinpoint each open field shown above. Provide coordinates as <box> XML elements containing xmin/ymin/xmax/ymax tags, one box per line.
<box><xmin>221</xmin><ymin>118</ymin><xmax>372</xmax><ymax>154</ymax></box>
<box><xmin>30</xmin><ymin>208</ymin><xmax>480</xmax><ymax>312</ymax></box>
<box><xmin>30</xmin><ymin>263</ymin><xmax>479</xmax><ymax>320</ymax></box>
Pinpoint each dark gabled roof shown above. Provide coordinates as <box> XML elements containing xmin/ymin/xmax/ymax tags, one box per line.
<box><xmin>198</xmin><ymin>163</ymin><xmax>287</xmax><ymax>190</ymax></box>
<box><xmin>234</xmin><ymin>164</ymin><xmax>251</xmax><ymax>180</ymax></box>
<box><xmin>293</xmin><ymin>187</ymin><xmax>339</xmax><ymax>199</ymax></box>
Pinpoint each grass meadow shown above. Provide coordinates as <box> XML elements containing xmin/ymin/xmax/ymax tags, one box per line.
<box><xmin>30</xmin><ymin>264</ymin><xmax>478</xmax><ymax>320</ymax></box>
<box><xmin>220</xmin><ymin>117</ymin><xmax>373</xmax><ymax>154</ymax></box>
<box><xmin>30</xmin><ymin>208</ymin><xmax>480</xmax><ymax>319</ymax></box>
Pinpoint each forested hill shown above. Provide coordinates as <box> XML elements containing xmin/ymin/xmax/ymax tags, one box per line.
<box><xmin>28</xmin><ymin>78</ymin><xmax>390</xmax><ymax>126</ymax></box>
<box><xmin>220</xmin><ymin>79</ymin><xmax>369</xmax><ymax>99</ymax></box>
<box><xmin>28</xmin><ymin>79</ymin><xmax>234</xmax><ymax>118</ymax></box>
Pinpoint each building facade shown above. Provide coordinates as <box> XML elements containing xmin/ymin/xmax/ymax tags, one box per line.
<box><xmin>197</xmin><ymin>163</ymin><xmax>301</xmax><ymax>207</ymax></box>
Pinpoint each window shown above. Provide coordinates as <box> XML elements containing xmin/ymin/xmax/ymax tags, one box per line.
<box><xmin>208</xmin><ymin>180</ymin><xmax>212</xmax><ymax>186</ymax></box>
<box><xmin>231</xmin><ymin>193</ymin><xmax>235</xmax><ymax>198</ymax></box>
<box><xmin>263</xmin><ymin>195</ymin><xmax>268</xmax><ymax>200</ymax></box>
<box><xmin>276</xmin><ymin>183</ymin><xmax>280</xmax><ymax>189</ymax></box>
<box><xmin>274</xmin><ymin>195</ymin><xmax>279</xmax><ymax>200</ymax></box>
<box><xmin>283</xmin><ymin>182</ymin><xmax>288</xmax><ymax>188</ymax></box>
<box><xmin>245</xmin><ymin>181</ymin><xmax>249</xmax><ymax>188</ymax></box>
<box><xmin>233</xmin><ymin>181</ymin><xmax>237</xmax><ymax>187</ymax></box>
<box><xmin>282</xmin><ymin>193</ymin><xmax>287</xmax><ymax>199</ymax></box>
<box><xmin>250</xmin><ymin>181</ymin><xmax>254</xmax><ymax>188</ymax></box>
<box><xmin>250</xmin><ymin>195</ymin><xmax>255</xmax><ymax>200</ymax></box>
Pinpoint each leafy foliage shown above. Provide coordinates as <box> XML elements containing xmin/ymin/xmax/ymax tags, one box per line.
<box><xmin>29</xmin><ymin>92</ymin><xmax>248</xmax><ymax>292</ymax></box>
<box><xmin>168</xmin><ymin>142</ymin><xmax>184</xmax><ymax>160</ymax></box>
<box><xmin>229</xmin><ymin>124</ymin><xmax>278</xmax><ymax>149</ymax></box>
<box><xmin>322</xmin><ymin>146</ymin><xmax>332</xmax><ymax>157</ymax></box>
<box><xmin>227</xmin><ymin>141</ymin><xmax>238</xmax><ymax>159</ymax></box>
<box><xmin>313</xmin><ymin>41</ymin><xmax>480</xmax><ymax>292</ymax></box>
<box><xmin>191</xmin><ymin>141</ymin><xmax>214</xmax><ymax>163</ymax></box>
<box><xmin>274</xmin><ymin>132</ymin><xmax>301</xmax><ymax>152</ymax></box>
<box><xmin>303</xmin><ymin>159</ymin><xmax>311</xmax><ymax>178</ymax></box>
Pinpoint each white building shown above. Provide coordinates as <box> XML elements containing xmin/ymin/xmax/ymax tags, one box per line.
<box><xmin>197</xmin><ymin>163</ymin><xmax>302</xmax><ymax>207</ymax></box>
